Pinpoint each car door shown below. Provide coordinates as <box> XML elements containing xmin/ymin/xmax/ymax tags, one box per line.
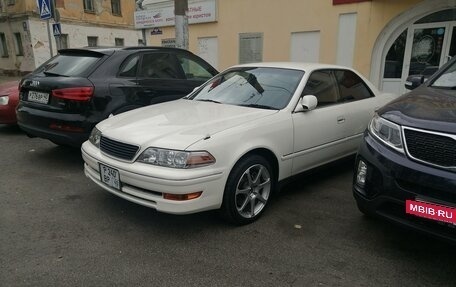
<box><xmin>291</xmin><ymin>69</ymin><xmax>349</xmax><ymax>175</ymax></box>
<box><xmin>333</xmin><ymin>69</ymin><xmax>378</xmax><ymax>152</ymax></box>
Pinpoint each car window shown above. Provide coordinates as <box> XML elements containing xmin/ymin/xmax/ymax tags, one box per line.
<box><xmin>334</xmin><ymin>70</ymin><xmax>374</xmax><ymax>102</ymax></box>
<box><xmin>188</xmin><ymin>67</ymin><xmax>304</xmax><ymax>110</ymax></box>
<box><xmin>138</xmin><ymin>53</ymin><xmax>180</xmax><ymax>79</ymax></box>
<box><xmin>119</xmin><ymin>55</ymin><xmax>139</xmax><ymax>77</ymax></box>
<box><xmin>35</xmin><ymin>53</ymin><xmax>102</xmax><ymax>77</ymax></box>
<box><xmin>176</xmin><ymin>54</ymin><xmax>214</xmax><ymax>81</ymax></box>
<box><xmin>303</xmin><ymin>70</ymin><xmax>339</xmax><ymax>107</ymax></box>
<box><xmin>432</xmin><ymin>59</ymin><xmax>456</xmax><ymax>89</ymax></box>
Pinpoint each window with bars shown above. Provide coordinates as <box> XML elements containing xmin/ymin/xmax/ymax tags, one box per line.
<box><xmin>87</xmin><ymin>36</ymin><xmax>98</xmax><ymax>47</ymax></box>
<box><xmin>115</xmin><ymin>38</ymin><xmax>124</xmax><ymax>46</ymax></box>
<box><xmin>83</xmin><ymin>0</ymin><xmax>94</xmax><ymax>12</ymax></box>
<box><xmin>111</xmin><ymin>0</ymin><xmax>121</xmax><ymax>16</ymax></box>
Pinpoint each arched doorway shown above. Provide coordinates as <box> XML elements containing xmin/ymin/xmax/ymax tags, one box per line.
<box><xmin>371</xmin><ymin>0</ymin><xmax>456</xmax><ymax>94</ymax></box>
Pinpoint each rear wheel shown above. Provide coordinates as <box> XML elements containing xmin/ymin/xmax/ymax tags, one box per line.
<box><xmin>221</xmin><ymin>155</ymin><xmax>275</xmax><ymax>225</ymax></box>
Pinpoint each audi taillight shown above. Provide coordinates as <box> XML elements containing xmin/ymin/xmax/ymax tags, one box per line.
<box><xmin>52</xmin><ymin>87</ymin><xmax>94</xmax><ymax>101</ymax></box>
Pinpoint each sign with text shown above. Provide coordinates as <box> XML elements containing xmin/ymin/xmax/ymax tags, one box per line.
<box><xmin>134</xmin><ymin>0</ymin><xmax>216</xmax><ymax>29</ymax></box>
<box><xmin>406</xmin><ymin>200</ymin><xmax>456</xmax><ymax>224</ymax></box>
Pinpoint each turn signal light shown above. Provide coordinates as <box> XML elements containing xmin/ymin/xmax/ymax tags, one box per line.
<box><xmin>52</xmin><ymin>87</ymin><xmax>94</xmax><ymax>101</ymax></box>
<box><xmin>163</xmin><ymin>191</ymin><xmax>202</xmax><ymax>201</ymax></box>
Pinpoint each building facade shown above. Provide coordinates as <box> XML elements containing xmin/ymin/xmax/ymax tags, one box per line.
<box><xmin>0</xmin><ymin>0</ymin><xmax>142</xmax><ymax>75</ymax></box>
<box><xmin>137</xmin><ymin>0</ymin><xmax>456</xmax><ymax>93</ymax></box>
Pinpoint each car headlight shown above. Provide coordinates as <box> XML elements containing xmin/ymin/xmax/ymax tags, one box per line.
<box><xmin>137</xmin><ymin>147</ymin><xmax>215</xmax><ymax>168</ymax></box>
<box><xmin>89</xmin><ymin>127</ymin><xmax>101</xmax><ymax>148</ymax></box>
<box><xmin>0</xmin><ymin>95</ymin><xmax>9</xmax><ymax>105</ymax></box>
<box><xmin>368</xmin><ymin>113</ymin><xmax>403</xmax><ymax>152</ymax></box>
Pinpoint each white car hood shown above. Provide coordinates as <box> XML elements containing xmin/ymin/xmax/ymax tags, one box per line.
<box><xmin>98</xmin><ymin>99</ymin><xmax>277</xmax><ymax>150</ymax></box>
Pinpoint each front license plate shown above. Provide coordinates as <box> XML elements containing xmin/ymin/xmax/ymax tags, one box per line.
<box><xmin>99</xmin><ymin>163</ymin><xmax>121</xmax><ymax>190</ymax></box>
<box><xmin>28</xmin><ymin>91</ymin><xmax>49</xmax><ymax>104</ymax></box>
<box><xmin>406</xmin><ymin>200</ymin><xmax>456</xmax><ymax>224</ymax></box>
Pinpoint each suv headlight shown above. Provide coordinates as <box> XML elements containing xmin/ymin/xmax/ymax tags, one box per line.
<box><xmin>89</xmin><ymin>127</ymin><xmax>101</xmax><ymax>148</ymax></box>
<box><xmin>368</xmin><ymin>113</ymin><xmax>403</xmax><ymax>152</ymax></box>
<box><xmin>137</xmin><ymin>148</ymin><xmax>215</xmax><ymax>169</ymax></box>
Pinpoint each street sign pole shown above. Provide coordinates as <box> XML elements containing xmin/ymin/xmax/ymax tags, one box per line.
<box><xmin>38</xmin><ymin>0</ymin><xmax>54</xmax><ymax>57</ymax></box>
<box><xmin>46</xmin><ymin>19</ymin><xmax>53</xmax><ymax>57</ymax></box>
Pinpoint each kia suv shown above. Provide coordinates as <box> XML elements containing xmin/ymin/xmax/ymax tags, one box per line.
<box><xmin>353</xmin><ymin>57</ymin><xmax>456</xmax><ymax>242</ymax></box>
<box><xmin>17</xmin><ymin>47</ymin><xmax>218</xmax><ymax>147</ymax></box>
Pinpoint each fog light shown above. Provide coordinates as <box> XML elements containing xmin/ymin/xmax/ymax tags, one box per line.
<box><xmin>163</xmin><ymin>191</ymin><xmax>202</xmax><ymax>201</ymax></box>
<box><xmin>356</xmin><ymin>160</ymin><xmax>368</xmax><ymax>187</ymax></box>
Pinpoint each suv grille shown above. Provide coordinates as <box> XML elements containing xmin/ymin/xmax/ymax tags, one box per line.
<box><xmin>100</xmin><ymin>136</ymin><xmax>139</xmax><ymax>161</ymax></box>
<box><xmin>404</xmin><ymin>128</ymin><xmax>456</xmax><ymax>169</ymax></box>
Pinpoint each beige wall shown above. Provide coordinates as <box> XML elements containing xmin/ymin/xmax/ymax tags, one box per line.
<box><xmin>146</xmin><ymin>0</ymin><xmax>423</xmax><ymax>77</ymax></box>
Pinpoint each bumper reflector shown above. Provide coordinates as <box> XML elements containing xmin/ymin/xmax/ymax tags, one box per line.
<box><xmin>356</xmin><ymin>160</ymin><xmax>368</xmax><ymax>187</ymax></box>
<box><xmin>163</xmin><ymin>191</ymin><xmax>202</xmax><ymax>201</ymax></box>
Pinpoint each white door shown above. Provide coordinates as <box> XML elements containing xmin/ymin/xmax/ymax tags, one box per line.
<box><xmin>290</xmin><ymin>31</ymin><xmax>320</xmax><ymax>63</ymax></box>
<box><xmin>197</xmin><ymin>37</ymin><xmax>218</xmax><ymax>69</ymax></box>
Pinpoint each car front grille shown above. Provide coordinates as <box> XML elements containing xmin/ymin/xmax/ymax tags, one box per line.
<box><xmin>404</xmin><ymin>127</ymin><xmax>456</xmax><ymax>170</ymax></box>
<box><xmin>100</xmin><ymin>136</ymin><xmax>139</xmax><ymax>161</ymax></box>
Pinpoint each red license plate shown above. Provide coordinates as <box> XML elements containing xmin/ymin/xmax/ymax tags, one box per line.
<box><xmin>406</xmin><ymin>200</ymin><xmax>456</xmax><ymax>224</ymax></box>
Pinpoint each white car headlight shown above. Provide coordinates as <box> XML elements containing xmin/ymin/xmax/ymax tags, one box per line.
<box><xmin>137</xmin><ymin>148</ymin><xmax>215</xmax><ymax>169</ymax></box>
<box><xmin>0</xmin><ymin>95</ymin><xmax>9</xmax><ymax>105</ymax></box>
<box><xmin>368</xmin><ymin>113</ymin><xmax>403</xmax><ymax>152</ymax></box>
<box><xmin>89</xmin><ymin>127</ymin><xmax>102</xmax><ymax>148</ymax></box>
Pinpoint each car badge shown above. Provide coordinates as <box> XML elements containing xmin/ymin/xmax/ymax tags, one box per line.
<box><xmin>30</xmin><ymin>80</ymin><xmax>40</xmax><ymax>87</ymax></box>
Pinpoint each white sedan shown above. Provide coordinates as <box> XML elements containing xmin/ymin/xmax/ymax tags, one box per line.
<box><xmin>81</xmin><ymin>63</ymin><xmax>396</xmax><ymax>224</ymax></box>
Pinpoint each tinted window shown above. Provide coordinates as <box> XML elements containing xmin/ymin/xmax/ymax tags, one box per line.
<box><xmin>303</xmin><ymin>70</ymin><xmax>339</xmax><ymax>107</ymax></box>
<box><xmin>177</xmin><ymin>54</ymin><xmax>213</xmax><ymax>81</ymax></box>
<box><xmin>334</xmin><ymin>70</ymin><xmax>374</xmax><ymax>102</ymax></box>
<box><xmin>35</xmin><ymin>54</ymin><xmax>102</xmax><ymax>77</ymax></box>
<box><xmin>138</xmin><ymin>53</ymin><xmax>180</xmax><ymax>79</ymax></box>
<box><xmin>119</xmin><ymin>55</ymin><xmax>139</xmax><ymax>77</ymax></box>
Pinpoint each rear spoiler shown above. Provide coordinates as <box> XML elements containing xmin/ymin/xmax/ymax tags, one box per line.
<box><xmin>58</xmin><ymin>48</ymin><xmax>117</xmax><ymax>57</ymax></box>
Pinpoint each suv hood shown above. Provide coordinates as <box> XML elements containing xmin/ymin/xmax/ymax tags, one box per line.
<box><xmin>98</xmin><ymin>99</ymin><xmax>277</xmax><ymax>150</ymax></box>
<box><xmin>378</xmin><ymin>87</ymin><xmax>456</xmax><ymax>134</ymax></box>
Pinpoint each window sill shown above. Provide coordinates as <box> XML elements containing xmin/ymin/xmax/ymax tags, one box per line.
<box><xmin>112</xmin><ymin>13</ymin><xmax>122</xmax><ymax>17</ymax></box>
<box><xmin>84</xmin><ymin>9</ymin><xmax>95</xmax><ymax>14</ymax></box>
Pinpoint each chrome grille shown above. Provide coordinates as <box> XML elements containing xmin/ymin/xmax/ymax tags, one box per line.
<box><xmin>404</xmin><ymin>127</ymin><xmax>456</xmax><ymax>169</ymax></box>
<box><xmin>100</xmin><ymin>136</ymin><xmax>139</xmax><ymax>161</ymax></box>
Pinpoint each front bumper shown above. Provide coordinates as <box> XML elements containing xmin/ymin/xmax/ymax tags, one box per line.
<box><xmin>81</xmin><ymin>141</ymin><xmax>227</xmax><ymax>215</ymax></box>
<box><xmin>353</xmin><ymin>131</ymin><xmax>456</xmax><ymax>242</ymax></box>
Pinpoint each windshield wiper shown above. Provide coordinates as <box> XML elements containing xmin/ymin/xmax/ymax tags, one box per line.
<box><xmin>239</xmin><ymin>104</ymin><xmax>278</xmax><ymax>110</ymax></box>
<box><xmin>43</xmin><ymin>71</ymin><xmax>68</xmax><ymax>77</ymax></box>
<box><xmin>196</xmin><ymin>99</ymin><xmax>222</xmax><ymax>104</ymax></box>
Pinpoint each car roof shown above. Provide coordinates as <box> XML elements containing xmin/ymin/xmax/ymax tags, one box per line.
<box><xmin>58</xmin><ymin>46</ymin><xmax>190</xmax><ymax>56</ymax></box>
<box><xmin>232</xmin><ymin>62</ymin><xmax>359</xmax><ymax>72</ymax></box>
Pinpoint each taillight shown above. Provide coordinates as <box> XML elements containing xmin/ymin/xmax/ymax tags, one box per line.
<box><xmin>52</xmin><ymin>87</ymin><xmax>94</xmax><ymax>101</ymax></box>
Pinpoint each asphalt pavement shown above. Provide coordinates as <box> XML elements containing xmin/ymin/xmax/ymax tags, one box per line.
<box><xmin>1</xmin><ymin>124</ymin><xmax>456</xmax><ymax>286</ymax></box>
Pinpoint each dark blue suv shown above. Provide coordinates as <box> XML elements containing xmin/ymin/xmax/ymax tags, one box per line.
<box><xmin>353</xmin><ymin>57</ymin><xmax>456</xmax><ymax>242</ymax></box>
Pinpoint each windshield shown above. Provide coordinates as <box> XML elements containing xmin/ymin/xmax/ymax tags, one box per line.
<box><xmin>35</xmin><ymin>53</ymin><xmax>102</xmax><ymax>77</ymax></box>
<box><xmin>431</xmin><ymin>60</ymin><xmax>456</xmax><ymax>89</ymax></box>
<box><xmin>187</xmin><ymin>67</ymin><xmax>304</xmax><ymax>109</ymax></box>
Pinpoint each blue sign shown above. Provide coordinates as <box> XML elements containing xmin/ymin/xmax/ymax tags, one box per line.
<box><xmin>52</xmin><ymin>23</ymin><xmax>61</xmax><ymax>36</ymax></box>
<box><xmin>37</xmin><ymin>0</ymin><xmax>52</xmax><ymax>20</ymax></box>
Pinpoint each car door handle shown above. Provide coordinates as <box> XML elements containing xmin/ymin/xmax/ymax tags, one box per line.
<box><xmin>337</xmin><ymin>116</ymin><xmax>345</xmax><ymax>124</ymax></box>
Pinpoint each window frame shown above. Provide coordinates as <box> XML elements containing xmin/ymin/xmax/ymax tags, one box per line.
<box><xmin>111</xmin><ymin>0</ymin><xmax>121</xmax><ymax>16</ymax></box>
<box><xmin>83</xmin><ymin>0</ymin><xmax>95</xmax><ymax>13</ymax></box>
<box><xmin>0</xmin><ymin>33</ymin><xmax>9</xmax><ymax>58</ymax></box>
<box><xmin>87</xmin><ymin>36</ymin><xmax>98</xmax><ymax>47</ymax></box>
<box><xmin>13</xmin><ymin>32</ymin><xmax>24</xmax><ymax>56</ymax></box>
<box><xmin>115</xmin><ymin>37</ymin><xmax>124</xmax><ymax>47</ymax></box>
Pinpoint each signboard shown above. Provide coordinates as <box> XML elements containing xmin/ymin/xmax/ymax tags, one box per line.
<box><xmin>150</xmin><ymin>27</ymin><xmax>163</xmax><ymax>35</ymax></box>
<box><xmin>52</xmin><ymin>23</ymin><xmax>61</xmax><ymax>36</ymax></box>
<box><xmin>37</xmin><ymin>0</ymin><xmax>52</xmax><ymax>20</ymax></box>
<box><xmin>134</xmin><ymin>0</ymin><xmax>216</xmax><ymax>29</ymax></box>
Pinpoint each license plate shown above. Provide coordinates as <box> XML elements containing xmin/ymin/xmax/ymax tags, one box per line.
<box><xmin>28</xmin><ymin>91</ymin><xmax>49</xmax><ymax>104</ymax></box>
<box><xmin>406</xmin><ymin>199</ymin><xmax>456</xmax><ymax>224</ymax></box>
<box><xmin>99</xmin><ymin>163</ymin><xmax>121</xmax><ymax>190</ymax></box>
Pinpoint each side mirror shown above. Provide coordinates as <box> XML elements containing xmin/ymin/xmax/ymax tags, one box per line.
<box><xmin>297</xmin><ymin>95</ymin><xmax>317</xmax><ymax>112</ymax></box>
<box><xmin>404</xmin><ymin>75</ymin><xmax>424</xmax><ymax>90</ymax></box>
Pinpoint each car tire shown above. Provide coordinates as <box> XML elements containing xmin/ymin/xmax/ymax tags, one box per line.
<box><xmin>220</xmin><ymin>154</ymin><xmax>275</xmax><ymax>225</ymax></box>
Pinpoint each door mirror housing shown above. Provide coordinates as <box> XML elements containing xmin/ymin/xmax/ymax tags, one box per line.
<box><xmin>296</xmin><ymin>95</ymin><xmax>318</xmax><ymax>112</ymax></box>
<box><xmin>404</xmin><ymin>75</ymin><xmax>424</xmax><ymax>90</ymax></box>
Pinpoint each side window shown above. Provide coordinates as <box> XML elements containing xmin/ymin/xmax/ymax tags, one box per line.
<box><xmin>334</xmin><ymin>70</ymin><xmax>374</xmax><ymax>102</ymax></box>
<box><xmin>303</xmin><ymin>70</ymin><xmax>339</xmax><ymax>107</ymax></box>
<box><xmin>119</xmin><ymin>55</ymin><xmax>139</xmax><ymax>77</ymax></box>
<box><xmin>176</xmin><ymin>54</ymin><xmax>214</xmax><ymax>81</ymax></box>
<box><xmin>138</xmin><ymin>53</ymin><xmax>180</xmax><ymax>79</ymax></box>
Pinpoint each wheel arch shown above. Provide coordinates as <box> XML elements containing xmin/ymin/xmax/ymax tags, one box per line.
<box><xmin>234</xmin><ymin>148</ymin><xmax>279</xmax><ymax>184</ymax></box>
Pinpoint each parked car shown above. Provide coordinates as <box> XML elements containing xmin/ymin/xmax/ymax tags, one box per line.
<box><xmin>16</xmin><ymin>47</ymin><xmax>218</xmax><ymax>147</ymax></box>
<box><xmin>0</xmin><ymin>80</ymin><xmax>20</xmax><ymax>125</ymax></box>
<box><xmin>353</xmin><ymin>57</ymin><xmax>456</xmax><ymax>242</ymax></box>
<box><xmin>82</xmin><ymin>62</ymin><xmax>397</xmax><ymax>224</ymax></box>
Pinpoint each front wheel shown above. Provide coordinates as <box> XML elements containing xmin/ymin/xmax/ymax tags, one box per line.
<box><xmin>221</xmin><ymin>155</ymin><xmax>275</xmax><ymax>225</ymax></box>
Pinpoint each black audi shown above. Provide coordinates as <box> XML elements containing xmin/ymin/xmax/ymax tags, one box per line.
<box><xmin>17</xmin><ymin>47</ymin><xmax>218</xmax><ymax>147</ymax></box>
<box><xmin>353</xmin><ymin>57</ymin><xmax>456</xmax><ymax>242</ymax></box>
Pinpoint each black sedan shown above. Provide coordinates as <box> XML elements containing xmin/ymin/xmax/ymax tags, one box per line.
<box><xmin>17</xmin><ymin>47</ymin><xmax>218</xmax><ymax>147</ymax></box>
<box><xmin>353</xmin><ymin>57</ymin><xmax>456</xmax><ymax>242</ymax></box>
